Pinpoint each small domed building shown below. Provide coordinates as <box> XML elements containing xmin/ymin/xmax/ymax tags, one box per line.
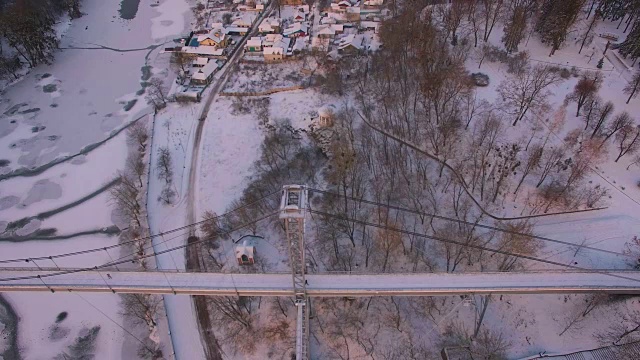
<box><xmin>318</xmin><ymin>105</ymin><xmax>336</xmax><ymax>128</ymax></box>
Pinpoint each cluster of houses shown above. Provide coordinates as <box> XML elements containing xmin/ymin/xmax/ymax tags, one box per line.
<box><xmin>241</xmin><ymin>4</ymin><xmax>312</xmax><ymax>61</ymax></box>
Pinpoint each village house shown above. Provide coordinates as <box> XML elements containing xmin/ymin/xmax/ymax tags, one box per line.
<box><xmin>283</xmin><ymin>22</ymin><xmax>308</xmax><ymax>37</ymax></box>
<box><xmin>232</xmin><ymin>13</ymin><xmax>256</xmax><ymax>28</ymax></box>
<box><xmin>264</xmin><ymin>47</ymin><xmax>284</xmax><ymax>62</ymax></box>
<box><xmin>262</xmin><ymin>34</ymin><xmax>291</xmax><ymax>60</ymax></box>
<box><xmin>245</xmin><ymin>37</ymin><xmax>263</xmax><ymax>52</ymax></box>
<box><xmin>363</xmin><ymin>0</ymin><xmax>383</xmax><ymax>6</ymax></box>
<box><xmin>359</xmin><ymin>21</ymin><xmax>379</xmax><ymax>33</ymax></box>
<box><xmin>263</xmin><ymin>33</ymin><xmax>291</xmax><ymax>48</ymax></box>
<box><xmin>195</xmin><ymin>28</ymin><xmax>228</xmax><ymax>47</ymax></box>
<box><xmin>181</xmin><ymin>46</ymin><xmax>226</xmax><ymax>58</ymax></box>
<box><xmin>317</xmin><ymin>26</ymin><xmax>336</xmax><ymax>39</ymax></box>
<box><xmin>191</xmin><ymin>60</ymin><xmax>219</xmax><ymax>85</ymax></box>
<box><xmin>193</xmin><ymin>57</ymin><xmax>209</xmax><ymax>67</ymax></box>
<box><xmin>346</xmin><ymin>6</ymin><xmax>361</xmax><ymax>22</ymax></box>
<box><xmin>331</xmin><ymin>0</ymin><xmax>354</xmax><ymax>13</ymax></box>
<box><xmin>338</xmin><ymin>34</ymin><xmax>364</xmax><ymax>54</ymax></box>
<box><xmin>258</xmin><ymin>17</ymin><xmax>281</xmax><ymax>33</ymax></box>
<box><xmin>281</xmin><ymin>0</ymin><xmax>303</xmax><ymax>5</ymax></box>
<box><xmin>293</xmin><ymin>11</ymin><xmax>306</xmax><ymax>22</ymax></box>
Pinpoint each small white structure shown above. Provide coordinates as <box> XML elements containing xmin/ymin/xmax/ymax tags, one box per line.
<box><xmin>235</xmin><ymin>237</ymin><xmax>258</xmax><ymax>265</ymax></box>
<box><xmin>318</xmin><ymin>105</ymin><xmax>336</xmax><ymax>127</ymax></box>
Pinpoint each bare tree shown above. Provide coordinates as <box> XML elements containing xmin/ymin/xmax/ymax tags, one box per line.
<box><xmin>121</xmin><ymin>294</ymin><xmax>162</xmax><ymax>329</ymax></box>
<box><xmin>170</xmin><ymin>52</ymin><xmax>190</xmax><ymax>84</ymax></box>
<box><xmin>109</xmin><ymin>172</ymin><xmax>142</xmax><ymax>228</ymax></box>
<box><xmin>471</xmin><ymin>328</ymin><xmax>510</xmax><ymax>360</ymax></box>
<box><xmin>514</xmin><ymin>144</ymin><xmax>543</xmax><ymax>195</ymax></box>
<box><xmin>616</xmin><ymin>124</ymin><xmax>640</xmax><ymax>162</ymax></box>
<box><xmin>581</xmin><ymin>95</ymin><xmax>601</xmax><ymax>131</ymax></box>
<box><xmin>146</xmin><ymin>77</ymin><xmax>168</xmax><ymax>111</ymax></box>
<box><xmin>579</xmin><ymin>10</ymin><xmax>600</xmax><ymax>54</ymax></box>
<box><xmin>591</xmin><ymin>101</ymin><xmax>614</xmax><ymax>139</ymax></box>
<box><xmin>624</xmin><ymin>71</ymin><xmax>640</xmax><ymax>104</ymax></box>
<box><xmin>623</xmin><ymin>235</ymin><xmax>640</xmax><ymax>269</ymax></box>
<box><xmin>502</xmin><ymin>1</ymin><xmax>527</xmax><ymax>53</ymax></box>
<box><xmin>498</xmin><ymin>65</ymin><xmax>563</xmax><ymax>126</ymax></box>
<box><xmin>481</xmin><ymin>0</ymin><xmax>505</xmax><ymax>42</ymax></box>
<box><xmin>127</xmin><ymin>152</ymin><xmax>146</xmax><ymax>188</ymax></box>
<box><xmin>601</xmin><ymin>111</ymin><xmax>633</xmax><ymax>146</ymax></box>
<box><xmin>596</xmin><ymin>310</ymin><xmax>640</xmax><ymax>346</ymax></box>
<box><xmin>535</xmin><ymin>0</ymin><xmax>586</xmax><ymax>56</ymax></box>
<box><xmin>559</xmin><ymin>294</ymin><xmax>608</xmax><ymax>336</ymax></box>
<box><xmin>493</xmin><ymin>221</ymin><xmax>540</xmax><ymax>271</ymax></box>
<box><xmin>375</xmin><ymin>217</ymin><xmax>403</xmax><ymax>272</ymax></box>
<box><xmin>536</xmin><ymin>145</ymin><xmax>565</xmax><ymax>188</ymax></box>
<box><xmin>156</xmin><ymin>146</ymin><xmax>173</xmax><ymax>185</ymax></box>
<box><xmin>567</xmin><ymin>72</ymin><xmax>602</xmax><ymax>116</ymax></box>
<box><xmin>127</xmin><ymin>120</ymin><xmax>149</xmax><ymax>153</ymax></box>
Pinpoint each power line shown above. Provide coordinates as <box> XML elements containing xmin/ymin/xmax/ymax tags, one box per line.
<box><xmin>0</xmin><ymin>211</ymin><xmax>279</xmax><ymax>282</ymax></box>
<box><xmin>308</xmin><ymin>208</ymin><xmax>640</xmax><ymax>284</ymax></box>
<box><xmin>308</xmin><ymin>187</ymin><xmax>632</xmax><ymax>258</ymax></box>
<box><xmin>0</xmin><ymin>190</ymin><xmax>280</xmax><ymax>265</ymax></box>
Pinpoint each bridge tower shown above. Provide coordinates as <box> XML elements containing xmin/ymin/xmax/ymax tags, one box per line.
<box><xmin>279</xmin><ymin>185</ymin><xmax>309</xmax><ymax>360</ymax></box>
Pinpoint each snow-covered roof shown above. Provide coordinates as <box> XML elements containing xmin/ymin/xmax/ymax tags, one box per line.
<box><xmin>293</xmin><ymin>11</ymin><xmax>306</xmax><ymax>21</ymax></box>
<box><xmin>338</xmin><ymin>34</ymin><xmax>364</xmax><ymax>50</ymax></box>
<box><xmin>235</xmin><ymin>237</ymin><xmax>258</xmax><ymax>258</ymax></box>
<box><xmin>232</xmin><ymin>13</ymin><xmax>256</xmax><ymax>27</ymax></box>
<box><xmin>196</xmin><ymin>29</ymin><xmax>227</xmax><ymax>44</ymax></box>
<box><xmin>195</xmin><ymin>57</ymin><xmax>209</xmax><ymax>66</ymax></box>
<box><xmin>191</xmin><ymin>60</ymin><xmax>218</xmax><ymax>80</ymax></box>
<box><xmin>259</xmin><ymin>17</ymin><xmax>281</xmax><ymax>32</ymax></box>
<box><xmin>225</xmin><ymin>26</ymin><xmax>249</xmax><ymax>34</ymax></box>
<box><xmin>283</xmin><ymin>22</ymin><xmax>308</xmax><ymax>37</ymax></box>
<box><xmin>264</xmin><ymin>46</ymin><xmax>284</xmax><ymax>55</ymax></box>
<box><xmin>191</xmin><ymin>61</ymin><xmax>218</xmax><ymax>81</ymax></box>
<box><xmin>359</xmin><ymin>21</ymin><xmax>379</xmax><ymax>30</ymax></box>
<box><xmin>317</xmin><ymin>26</ymin><xmax>336</xmax><ymax>36</ymax></box>
<box><xmin>263</xmin><ymin>34</ymin><xmax>291</xmax><ymax>49</ymax></box>
<box><xmin>182</xmin><ymin>46</ymin><xmax>225</xmax><ymax>56</ymax></box>
<box><xmin>246</xmin><ymin>37</ymin><xmax>263</xmax><ymax>48</ymax></box>
<box><xmin>327</xmin><ymin>12</ymin><xmax>347</xmax><ymax>22</ymax></box>
<box><xmin>363</xmin><ymin>0</ymin><xmax>383</xmax><ymax>5</ymax></box>
<box><xmin>292</xmin><ymin>36</ymin><xmax>308</xmax><ymax>51</ymax></box>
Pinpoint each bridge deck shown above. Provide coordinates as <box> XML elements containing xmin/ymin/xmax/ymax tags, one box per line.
<box><xmin>1</xmin><ymin>269</ymin><xmax>639</xmax><ymax>296</ymax></box>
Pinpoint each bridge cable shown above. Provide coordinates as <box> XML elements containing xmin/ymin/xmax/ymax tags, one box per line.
<box><xmin>308</xmin><ymin>208</ymin><xmax>640</xmax><ymax>284</ymax></box>
<box><xmin>308</xmin><ymin>187</ymin><xmax>632</xmax><ymax>259</ymax></box>
<box><xmin>0</xmin><ymin>189</ymin><xmax>280</xmax><ymax>265</ymax></box>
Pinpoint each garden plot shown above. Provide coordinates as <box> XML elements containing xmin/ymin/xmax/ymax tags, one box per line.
<box><xmin>223</xmin><ymin>61</ymin><xmax>310</xmax><ymax>93</ymax></box>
